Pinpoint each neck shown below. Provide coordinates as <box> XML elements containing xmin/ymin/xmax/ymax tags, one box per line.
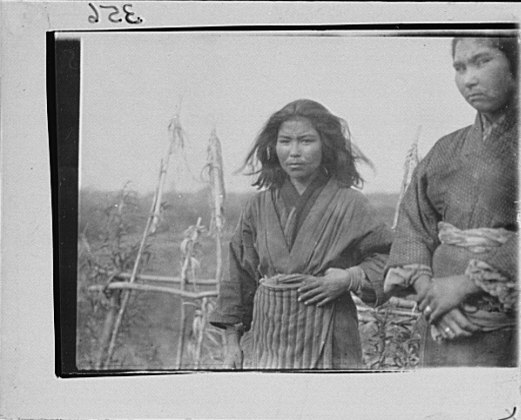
<box><xmin>290</xmin><ymin>171</ymin><xmax>320</xmax><ymax>195</ymax></box>
<box><xmin>482</xmin><ymin>110</ymin><xmax>507</xmax><ymax>124</ymax></box>
<box><xmin>482</xmin><ymin>97</ymin><xmax>518</xmax><ymax>124</ymax></box>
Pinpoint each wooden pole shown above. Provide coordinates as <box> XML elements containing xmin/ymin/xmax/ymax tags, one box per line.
<box><xmin>103</xmin><ymin>162</ymin><xmax>163</xmax><ymax>368</ymax></box>
<box><xmin>149</xmin><ymin>158</ymin><xmax>167</xmax><ymax>234</ymax></box>
<box><xmin>89</xmin><ymin>282</ymin><xmax>217</xmax><ymax>300</ymax></box>
<box><xmin>95</xmin><ymin>291</ymin><xmax>120</xmax><ymax>369</ymax></box>
<box><xmin>93</xmin><ymin>270</ymin><xmax>217</xmax><ymax>285</ymax></box>
<box><xmin>102</xmin><ymin>114</ymin><xmax>187</xmax><ymax>368</ymax></box>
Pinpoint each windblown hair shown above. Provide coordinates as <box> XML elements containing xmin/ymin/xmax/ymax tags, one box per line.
<box><xmin>242</xmin><ymin>99</ymin><xmax>372</xmax><ymax>190</ymax></box>
<box><xmin>452</xmin><ymin>35</ymin><xmax>519</xmax><ymax>79</ymax></box>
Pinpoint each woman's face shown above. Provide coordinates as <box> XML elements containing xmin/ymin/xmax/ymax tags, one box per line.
<box><xmin>453</xmin><ymin>38</ymin><xmax>516</xmax><ymax>119</ymax></box>
<box><xmin>276</xmin><ymin>117</ymin><xmax>323</xmax><ymax>186</ymax></box>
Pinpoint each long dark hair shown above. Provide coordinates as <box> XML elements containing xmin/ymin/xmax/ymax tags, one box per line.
<box><xmin>242</xmin><ymin>99</ymin><xmax>372</xmax><ymax>190</ymax></box>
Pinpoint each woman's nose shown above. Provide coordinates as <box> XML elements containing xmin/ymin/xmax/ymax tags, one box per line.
<box><xmin>463</xmin><ymin>67</ymin><xmax>479</xmax><ymax>87</ymax></box>
<box><xmin>289</xmin><ymin>141</ymin><xmax>300</xmax><ymax>156</ymax></box>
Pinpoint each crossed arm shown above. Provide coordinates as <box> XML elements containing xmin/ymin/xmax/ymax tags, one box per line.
<box><xmin>385</xmin><ymin>161</ymin><xmax>517</xmax><ymax>340</ymax></box>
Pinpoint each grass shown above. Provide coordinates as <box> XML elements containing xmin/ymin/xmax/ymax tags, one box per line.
<box><xmin>77</xmin><ymin>188</ymin><xmax>421</xmax><ymax>370</ymax></box>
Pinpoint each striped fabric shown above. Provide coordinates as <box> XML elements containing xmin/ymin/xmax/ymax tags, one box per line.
<box><xmin>251</xmin><ymin>278</ymin><xmax>334</xmax><ymax>369</ymax></box>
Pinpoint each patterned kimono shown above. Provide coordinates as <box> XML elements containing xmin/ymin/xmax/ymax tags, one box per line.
<box><xmin>385</xmin><ymin>109</ymin><xmax>518</xmax><ymax>366</ymax></box>
<box><xmin>210</xmin><ymin>175</ymin><xmax>392</xmax><ymax>369</ymax></box>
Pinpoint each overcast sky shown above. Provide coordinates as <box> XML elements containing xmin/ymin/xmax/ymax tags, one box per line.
<box><xmin>79</xmin><ymin>31</ymin><xmax>476</xmax><ymax>194</ymax></box>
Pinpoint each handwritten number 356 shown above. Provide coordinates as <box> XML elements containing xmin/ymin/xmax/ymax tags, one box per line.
<box><xmin>88</xmin><ymin>3</ymin><xmax>143</xmax><ymax>24</ymax></box>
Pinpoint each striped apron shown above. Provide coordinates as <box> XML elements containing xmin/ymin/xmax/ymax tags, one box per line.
<box><xmin>251</xmin><ymin>274</ymin><xmax>335</xmax><ymax>369</ymax></box>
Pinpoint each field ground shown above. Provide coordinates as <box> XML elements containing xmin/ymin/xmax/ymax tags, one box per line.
<box><xmin>77</xmin><ymin>190</ymin><xmax>421</xmax><ymax>371</ymax></box>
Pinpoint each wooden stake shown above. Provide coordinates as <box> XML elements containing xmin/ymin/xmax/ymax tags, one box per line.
<box><xmin>89</xmin><ymin>282</ymin><xmax>217</xmax><ymax>300</ymax></box>
<box><xmin>103</xmin><ymin>161</ymin><xmax>164</xmax><ymax>368</ymax></box>
<box><xmin>95</xmin><ymin>291</ymin><xmax>120</xmax><ymax>369</ymax></box>
<box><xmin>101</xmin><ymin>114</ymin><xmax>188</xmax><ymax>368</ymax></box>
<box><xmin>93</xmin><ymin>269</ymin><xmax>217</xmax><ymax>285</ymax></box>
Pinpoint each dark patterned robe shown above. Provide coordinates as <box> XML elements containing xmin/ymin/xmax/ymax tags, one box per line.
<box><xmin>386</xmin><ymin>110</ymin><xmax>518</xmax><ymax>366</ymax></box>
<box><xmin>388</xmin><ymin>112</ymin><xmax>517</xmax><ymax>279</ymax></box>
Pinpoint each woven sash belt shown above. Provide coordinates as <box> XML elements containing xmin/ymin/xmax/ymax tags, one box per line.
<box><xmin>251</xmin><ymin>274</ymin><xmax>335</xmax><ymax>369</ymax></box>
<box><xmin>438</xmin><ymin>221</ymin><xmax>512</xmax><ymax>253</ymax></box>
<box><xmin>436</xmin><ymin>222</ymin><xmax>515</xmax><ymax>331</ymax></box>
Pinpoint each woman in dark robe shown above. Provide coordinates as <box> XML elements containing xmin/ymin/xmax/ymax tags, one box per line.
<box><xmin>384</xmin><ymin>37</ymin><xmax>518</xmax><ymax>366</ymax></box>
<box><xmin>209</xmin><ymin>99</ymin><xmax>393</xmax><ymax>369</ymax></box>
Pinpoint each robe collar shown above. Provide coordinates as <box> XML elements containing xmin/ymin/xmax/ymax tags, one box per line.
<box><xmin>278</xmin><ymin>171</ymin><xmax>329</xmax><ymax>249</ymax></box>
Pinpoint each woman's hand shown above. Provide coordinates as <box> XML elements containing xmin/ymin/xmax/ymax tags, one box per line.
<box><xmin>419</xmin><ymin>275</ymin><xmax>481</xmax><ymax>323</ymax></box>
<box><xmin>297</xmin><ymin>268</ymin><xmax>356</xmax><ymax>307</ymax></box>
<box><xmin>223</xmin><ymin>327</ymin><xmax>243</xmax><ymax>369</ymax></box>
<box><xmin>434</xmin><ymin>308</ymin><xmax>480</xmax><ymax>340</ymax></box>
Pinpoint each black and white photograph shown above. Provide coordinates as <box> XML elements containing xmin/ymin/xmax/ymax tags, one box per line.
<box><xmin>1</xmin><ymin>2</ymin><xmax>520</xmax><ymax>418</ymax></box>
<box><xmin>68</xmin><ymin>29</ymin><xmax>518</xmax><ymax>372</ymax></box>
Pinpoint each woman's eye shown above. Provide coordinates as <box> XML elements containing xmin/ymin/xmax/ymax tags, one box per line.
<box><xmin>453</xmin><ymin>64</ymin><xmax>464</xmax><ymax>73</ymax></box>
<box><xmin>476</xmin><ymin>57</ymin><xmax>491</xmax><ymax>67</ymax></box>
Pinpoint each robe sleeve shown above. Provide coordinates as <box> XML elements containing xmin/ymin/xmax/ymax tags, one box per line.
<box><xmin>480</xmin><ymin>233</ymin><xmax>518</xmax><ymax>281</ymax></box>
<box><xmin>350</xmin><ymin>194</ymin><xmax>394</xmax><ymax>307</ymax></box>
<box><xmin>209</xmin><ymin>198</ymin><xmax>259</xmax><ymax>331</ymax></box>
<box><xmin>383</xmin><ymin>264</ymin><xmax>433</xmax><ymax>296</ymax></box>
<box><xmin>385</xmin><ymin>157</ymin><xmax>441</xmax><ymax>273</ymax></box>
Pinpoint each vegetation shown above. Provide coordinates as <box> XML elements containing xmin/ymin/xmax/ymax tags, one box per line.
<box><xmin>77</xmin><ymin>187</ymin><xmax>421</xmax><ymax>370</ymax></box>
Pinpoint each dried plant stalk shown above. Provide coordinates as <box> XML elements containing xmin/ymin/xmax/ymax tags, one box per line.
<box><xmin>194</xmin><ymin>297</ymin><xmax>209</xmax><ymax>368</ymax></box>
<box><xmin>150</xmin><ymin>114</ymin><xmax>185</xmax><ymax>234</ymax></box>
<box><xmin>176</xmin><ymin>217</ymin><xmax>205</xmax><ymax>369</ymax></box>
<box><xmin>207</xmin><ymin>129</ymin><xmax>226</xmax><ymax>284</ymax></box>
<box><xmin>103</xmin><ymin>144</ymin><xmax>173</xmax><ymax>367</ymax></box>
<box><xmin>102</xmin><ymin>114</ymin><xmax>187</xmax><ymax>368</ymax></box>
<box><xmin>392</xmin><ymin>126</ymin><xmax>421</xmax><ymax>229</ymax></box>
<box><xmin>103</xmin><ymin>188</ymin><xmax>157</xmax><ymax>368</ymax></box>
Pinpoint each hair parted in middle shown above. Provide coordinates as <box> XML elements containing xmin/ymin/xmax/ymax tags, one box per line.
<box><xmin>241</xmin><ymin>99</ymin><xmax>372</xmax><ymax>190</ymax></box>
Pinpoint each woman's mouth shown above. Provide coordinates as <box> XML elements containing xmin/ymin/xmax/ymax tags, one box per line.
<box><xmin>467</xmin><ymin>93</ymin><xmax>486</xmax><ymax>100</ymax></box>
<box><xmin>287</xmin><ymin>163</ymin><xmax>305</xmax><ymax>170</ymax></box>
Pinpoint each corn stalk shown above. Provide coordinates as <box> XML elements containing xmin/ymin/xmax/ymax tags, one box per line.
<box><xmin>102</xmin><ymin>175</ymin><xmax>159</xmax><ymax>367</ymax></box>
<box><xmin>392</xmin><ymin>125</ymin><xmax>421</xmax><ymax>230</ymax></box>
<box><xmin>186</xmin><ymin>129</ymin><xmax>227</xmax><ymax>368</ymax></box>
<box><xmin>150</xmin><ymin>114</ymin><xmax>185</xmax><ymax>234</ymax></box>
<box><xmin>102</xmin><ymin>115</ymin><xmax>185</xmax><ymax>368</ymax></box>
<box><xmin>193</xmin><ymin>297</ymin><xmax>210</xmax><ymax>368</ymax></box>
<box><xmin>206</xmin><ymin>129</ymin><xmax>226</xmax><ymax>284</ymax></box>
<box><xmin>176</xmin><ymin>217</ymin><xmax>205</xmax><ymax>369</ymax></box>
